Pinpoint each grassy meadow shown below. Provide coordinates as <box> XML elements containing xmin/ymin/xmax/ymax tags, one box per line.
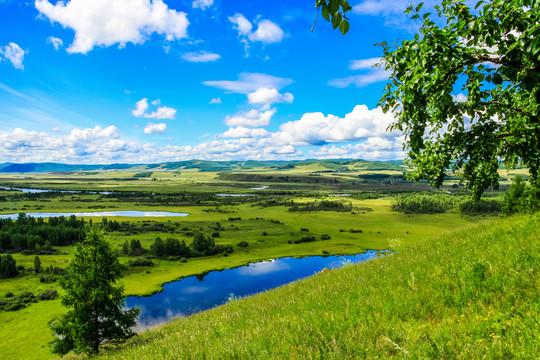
<box><xmin>80</xmin><ymin>214</ymin><xmax>539</xmax><ymax>359</ymax></box>
<box><xmin>0</xmin><ymin>162</ymin><xmax>519</xmax><ymax>359</ymax></box>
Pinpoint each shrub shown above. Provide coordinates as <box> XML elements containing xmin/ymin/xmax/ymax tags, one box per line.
<box><xmin>0</xmin><ymin>254</ymin><xmax>18</xmax><ymax>279</ymax></box>
<box><xmin>129</xmin><ymin>258</ymin><xmax>154</xmax><ymax>267</ymax></box>
<box><xmin>40</xmin><ymin>274</ymin><xmax>56</xmax><ymax>283</ymax></box>
<box><xmin>392</xmin><ymin>193</ymin><xmax>457</xmax><ymax>214</ymax></box>
<box><xmin>459</xmin><ymin>199</ymin><xmax>502</xmax><ymax>215</ymax></box>
<box><xmin>237</xmin><ymin>241</ymin><xmax>249</xmax><ymax>247</ymax></box>
<box><xmin>293</xmin><ymin>236</ymin><xmax>316</xmax><ymax>244</ymax></box>
<box><xmin>38</xmin><ymin>289</ymin><xmax>58</xmax><ymax>301</ymax></box>
<box><xmin>321</xmin><ymin>234</ymin><xmax>331</xmax><ymax>240</ymax></box>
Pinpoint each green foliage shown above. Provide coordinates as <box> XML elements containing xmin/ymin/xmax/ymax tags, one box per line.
<box><xmin>128</xmin><ymin>258</ymin><xmax>154</xmax><ymax>267</ymax></box>
<box><xmin>33</xmin><ymin>255</ymin><xmax>42</xmax><ymax>273</ymax></box>
<box><xmin>191</xmin><ymin>232</ymin><xmax>216</xmax><ymax>257</ymax></box>
<box><xmin>459</xmin><ymin>199</ymin><xmax>502</xmax><ymax>215</ymax></box>
<box><xmin>0</xmin><ymin>214</ymin><xmax>85</xmax><ymax>253</ymax></box>
<box><xmin>51</xmin><ymin>227</ymin><xmax>139</xmax><ymax>356</ymax></box>
<box><xmin>392</xmin><ymin>194</ymin><xmax>457</xmax><ymax>213</ymax></box>
<box><xmin>132</xmin><ymin>172</ymin><xmax>153</xmax><ymax>178</ymax></box>
<box><xmin>0</xmin><ymin>254</ymin><xmax>18</xmax><ymax>279</ymax></box>
<box><xmin>379</xmin><ymin>0</ymin><xmax>540</xmax><ymax>198</ymax></box>
<box><xmin>502</xmin><ymin>175</ymin><xmax>540</xmax><ymax>214</ymax></box>
<box><xmin>122</xmin><ymin>239</ymin><xmax>146</xmax><ymax>257</ymax></box>
<box><xmin>314</xmin><ymin>0</ymin><xmax>352</xmax><ymax>34</ymax></box>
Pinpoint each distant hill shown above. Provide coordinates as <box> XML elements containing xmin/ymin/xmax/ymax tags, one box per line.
<box><xmin>0</xmin><ymin>159</ymin><xmax>406</xmax><ymax>173</ymax></box>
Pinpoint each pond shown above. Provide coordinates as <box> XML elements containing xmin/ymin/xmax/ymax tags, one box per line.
<box><xmin>0</xmin><ymin>211</ymin><xmax>190</xmax><ymax>220</ymax></box>
<box><xmin>216</xmin><ymin>194</ymin><xmax>257</xmax><ymax>197</ymax></box>
<box><xmin>126</xmin><ymin>251</ymin><xmax>381</xmax><ymax>331</ymax></box>
<box><xmin>0</xmin><ymin>186</ymin><xmax>110</xmax><ymax>194</ymax></box>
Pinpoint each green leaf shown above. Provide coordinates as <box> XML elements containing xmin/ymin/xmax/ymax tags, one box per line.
<box><xmin>329</xmin><ymin>0</ymin><xmax>338</xmax><ymax>14</ymax></box>
<box><xmin>339</xmin><ymin>19</ymin><xmax>350</xmax><ymax>35</ymax></box>
<box><xmin>332</xmin><ymin>12</ymin><xmax>342</xmax><ymax>30</ymax></box>
<box><xmin>322</xmin><ymin>4</ymin><xmax>330</xmax><ymax>22</ymax></box>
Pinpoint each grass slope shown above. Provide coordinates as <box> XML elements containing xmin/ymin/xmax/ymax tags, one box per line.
<box><xmin>90</xmin><ymin>214</ymin><xmax>539</xmax><ymax>359</ymax></box>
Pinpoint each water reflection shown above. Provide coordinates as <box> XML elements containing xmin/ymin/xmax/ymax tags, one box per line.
<box><xmin>126</xmin><ymin>252</ymin><xmax>381</xmax><ymax>331</ymax></box>
<box><xmin>0</xmin><ymin>211</ymin><xmax>189</xmax><ymax>219</ymax></box>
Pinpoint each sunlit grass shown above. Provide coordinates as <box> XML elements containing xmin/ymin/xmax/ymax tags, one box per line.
<box><xmin>87</xmin><ymin>214</ymin><xmax>540</xmax><ymax>359</ymax></box>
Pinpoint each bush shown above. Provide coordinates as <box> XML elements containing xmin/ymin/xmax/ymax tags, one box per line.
<box><xmin>237</xmin><ymin>241</ymin><xmax>249</xmax><ymax>247</ymax></box>
<box><xmin>38</xmin><ymin>289</ymin><xmax>58</xmax><ymax>300</ymax></box>
<box><xmin>128</xmin><ymin>258</ymin><xmax>154</xmax><ymax>267</ymax></box>
<box><xmin>40</xmin><ymin>274</ymin><xmax>56</xmax><ymax>283</ymax></box>
<box><xmin>293</xmin><ymin>236</ymin><xmax>316</xmax><ymax>244</ymax></box>
<box><xmin>392</xmin><ymin>194</ymin><xmax>457</xmax><ymax>214</ymax></box>
<box><xmin>321</xmin><ymin>234</ymin><xmax>331</xmax><ymax>240</ymax></box>
<box><xmin>0</xmin><ymin>254</ymin><xmax>18</xmax><ymax>279</ymax></box>
<box><xmin>459</xmin><ymin>199</ymin><xmax>502</xmax><ymax>215</ymax></box>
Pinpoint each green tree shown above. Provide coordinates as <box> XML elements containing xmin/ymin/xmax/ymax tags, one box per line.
<box><xmin>150</xmin><ymin>237</ymin><xmax>165</xmax><ymax>258</ymax></box>
<box><xmin>191</xmin><ymin>232</ymin><xmax>215</xmax><ymax>256</ymax></box>
<box><xmin>502</xmin><ymin>175</ymin><xmax>540</xmax><ymax>214</ymax></box>
<box><xmin>34</xmin><ymin>255</ymin><xmax>42</xmax><ymax>273</ymax></box>
<box><xmin>51</xmin><ymin>227</ymin><xmax>139</xmax><ymax>356</ymax></box>
<box><xmin>0</xmin><ymin>254</ymin><xmax>18</xmax><ymax>279</ymax></box>
<box><xmin>377</xmin><ymin>0</ymin><xmax>540</xmax><ymax>198</ymax></box>
<box><xmin>317</xmin><ymin>0</ymin><xmax>540</xmax><ymax>198</ymax></box>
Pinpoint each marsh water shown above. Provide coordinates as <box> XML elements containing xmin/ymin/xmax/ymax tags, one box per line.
<box><xmin>0</xmin><ymin>211</ymin><xmax>190</xmax><ymax>219</ymax></box>
<box><xmin>0</xmin><ymin>185</ymin><xmax>110</xmax><ymax>194</ymax></box>
<box><xmin>126</xmin><ymin>251</ymin><xmax>381</xmax><ymax>331</ymax></box>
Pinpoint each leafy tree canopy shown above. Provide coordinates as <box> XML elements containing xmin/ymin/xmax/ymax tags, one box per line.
<box><xmin>317</xmin><ymin>0</ymin><xmax>540</xmax><ymax>198</ymax></box>
<box><xmin>52</xmin><ymin>227</ymin><xmax>139</xmax><ymax>356</ymax></box>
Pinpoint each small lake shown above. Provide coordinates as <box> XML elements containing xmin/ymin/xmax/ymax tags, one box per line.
<box><xmin>126</xmin><ymin>251</ymin><xmax>380</xmax><ymax>331</ymax></box>
<box><xmin>0</xmin><ymin>211</ymin><xmax>190</xmax><ymax>220</ymax></box>
<box><xmin>0</xmin><ymin>186</ymin><xmax>110</xmax><ymax>195</ymax></box>
<box><xmin>216</xmin><ymin>194</ymin><xmax>257</xmax><ymax>197</ymax></box>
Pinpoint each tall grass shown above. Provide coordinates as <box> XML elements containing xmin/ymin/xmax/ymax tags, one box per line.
<box><xmin>88</xmin><ymin>214</ymin><xmax>539</xmax><ymax>359</ymax></box>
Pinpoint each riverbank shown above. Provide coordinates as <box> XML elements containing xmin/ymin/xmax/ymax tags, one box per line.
<box><xmin>87</xmin><ymin>214</ymin><xmax>539</xmax><ymax>359</ymax></box>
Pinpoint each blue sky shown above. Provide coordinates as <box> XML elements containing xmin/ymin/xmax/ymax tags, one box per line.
<box><xmin>0</xmin><ymin>0</ymin><xmax>427</xmax><ymax>164</ymax></box>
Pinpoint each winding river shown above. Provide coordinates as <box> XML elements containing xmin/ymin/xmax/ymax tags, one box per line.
<box><xmin>126</xmin><ymin>251</ymin><xmax>381</xmax><ymax>331</ymax></box>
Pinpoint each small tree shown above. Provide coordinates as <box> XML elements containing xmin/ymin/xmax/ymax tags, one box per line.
<box><xmin>51</xmin><ymin>227</ymin><xmax>139</xmax><ymax>356</ymax></box>
<box><xmin>191</xmin><ymin>232</ymin><xmax>215</xmax><ymax>256</ymax></box>
<box><xmin>34</xmin><ymin>255</ymin><xmax>42</xmax><ymax>273</ymax></box>
<box><xmin>0</xmin><ymin>254</ymin><xmax>18</xmax><ymax>279</ymax></box>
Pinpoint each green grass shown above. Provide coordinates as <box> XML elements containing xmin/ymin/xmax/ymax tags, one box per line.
<box><xmin>77</xmin><ymin>214</ymin><xmax>540</xmax><ymax>359</ymax></box>
<box><xmin>0</xmin><ymin>196</ymin><xmax>486</xmax><ymax>360</ymax></box>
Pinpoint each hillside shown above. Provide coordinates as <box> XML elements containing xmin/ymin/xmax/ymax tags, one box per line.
<box><xmin>0</xmin><ymin>159</ymin><xmax>405</xmax><ymax>174</ymax></box>
<box><xmin>87</xmin><ymin>214</ymin><xmax>539</xmax><ymax>359</ymax></box>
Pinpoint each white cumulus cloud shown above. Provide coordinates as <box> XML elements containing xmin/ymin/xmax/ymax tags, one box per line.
<box><xmin>275</xmin><ymin>105</ymin><xmax>399</xmax><ymax>146</ymax></box>
<box><xmin>35</xmin><ymin>0</ymin><xmax>189</xmax><ymax>54</ymax></box>
<box><xmin>247</xmin><ymin>88</ymin><xmax>293</xmax><ymax>106</ymax></box>
<box><xmin>209</xmin><ymin>97</ymin><xmax>222</xmax><ymax>104</ymax></box>
<box><xmin>144</xmin><ymin>122</ymin><xmax>167</xmax><ymax>134</ymax></box>
<box><xmin>132</xmin><ymin>98</ymin><xmax>177</xmax><ymax>120</ymax></box>
<box><xmin>0</xmin><ymin>42</ymin><xmax>25</xmax><ymax>70</ymax></box>
<box><xmin>229</xmin><ymin>14</ymin><xmax>284</xmax><ymax>54</ymax></box>
<box><xmin>181</xmin><ymin>51</ymin><xmax>220</xmax><ymax>63</ymax></box>
<box><xmin>224</xmin><ymin>108</ymin><xmax>276</xmax><ymax>127</ymax></box>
